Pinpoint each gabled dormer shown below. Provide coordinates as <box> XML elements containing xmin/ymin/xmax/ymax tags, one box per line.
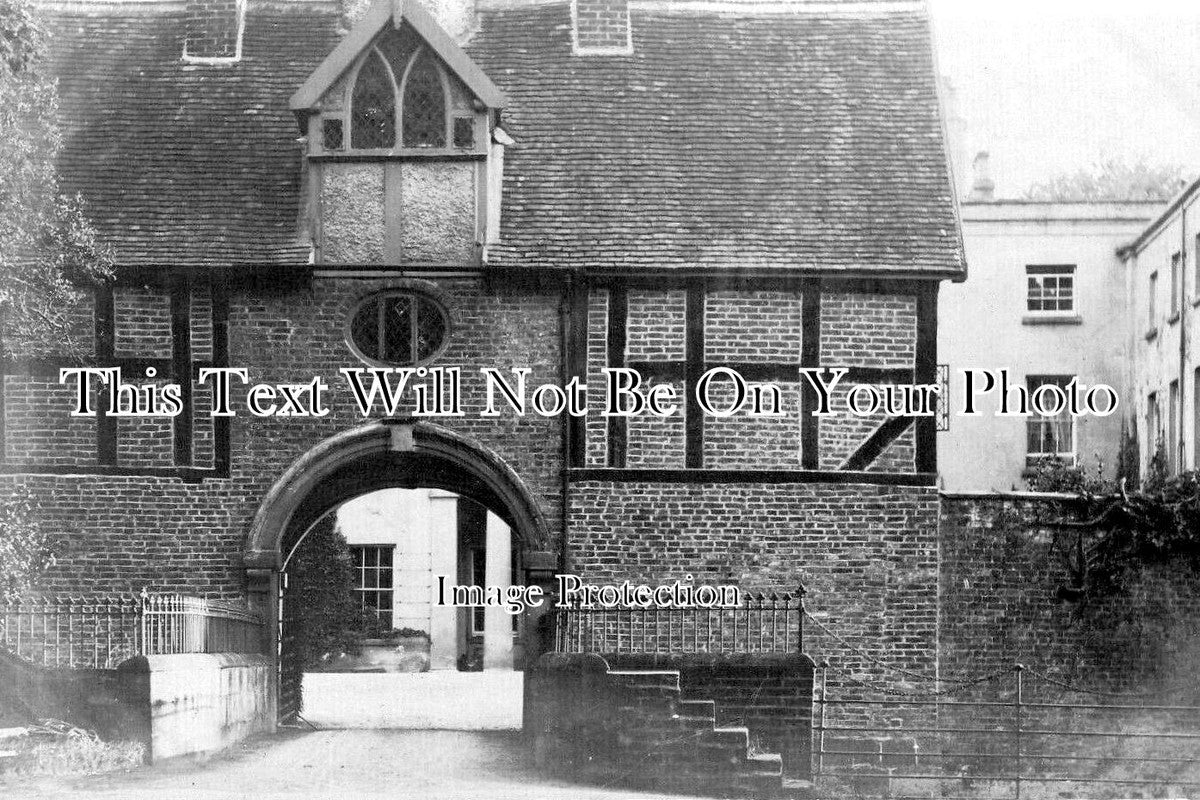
<box><xmin>290</xmin><ymin>0</ymin><xmax>507</xmax><ymax>266</ymax></box>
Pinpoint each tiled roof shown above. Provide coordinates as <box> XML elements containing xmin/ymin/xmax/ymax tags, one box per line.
<box><xmin>468</xmin><ymin>3</ymin><xmax>964</xmax><ymax>275</ymax></box>
<box><xmin>46</xmin><ymin>3</ymin><xmax>344</xmax><ymax>267</ymax></box>
<box><xmin>43</xmin><ymin>1</ymin><xmax>964</xmax><ymax>276</ymax></box>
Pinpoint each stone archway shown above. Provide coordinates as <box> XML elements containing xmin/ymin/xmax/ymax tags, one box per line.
<box><xmin>243</xmin><ymin>420</ymin><xmax>559</xmax><ymax>723</ymax></box>
<box><xmin>245</xmin><ymin>420</ymin><xmax>553</xmax><ymax>569</ymax></box>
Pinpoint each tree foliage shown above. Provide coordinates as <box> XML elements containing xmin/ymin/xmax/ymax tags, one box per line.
<box><xmin>0</xmin><ymin>0</ymin><xmax>113</xmax><ymax>359</ymax></box>
<box><xmin>1024</xmin><ymin>156</ymin><xmax>1193</xmax><ymax>203</ymax></box>
<box><xmin>0</xmin><ymin>486</ymin><xmax>54</xmax><ymax>601</ymax></box>
<box><xmin>1026</xmin><ymin>459</ymin><xmax>1200</xmax><ymax>599</ymax></box>
<box><xmin>284</xmin><ymin>514</ymin><xmax>363</xmax><ymax>668</ymax></box>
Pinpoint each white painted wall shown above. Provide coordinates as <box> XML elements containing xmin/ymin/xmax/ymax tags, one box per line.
<box><xmin>335</xmin><ymin>488</ymin><xmax>514</xmax><ymax>669</ymax></box>
<box><xmin>938</xmin><ymin>200</ymin><xmax>1161</xmax><ymax>491</ymax></box>
<box><xmin>1126</xmin><ymin>182</ymin><xmax>1200</xmax><ymax>477</ymax></box>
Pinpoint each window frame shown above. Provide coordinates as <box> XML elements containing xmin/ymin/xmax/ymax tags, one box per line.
<box><xmin>1147</xmin><ymin>391</ymin><xmax>1160</xmax><ymax>457</ymax></box>
<box><xmin>345</xmin><ymin>289</ymin><xmax>451</xmax><ymax>368</ymax></box>
<box><xmin>350</xmin><ymin>544</ymin><xmax>396</xmax><ymax>630</ymax></box>
<box><xmin>1025</xmin><ymin>374</ymin><xmax>1077</xmax><ymax>466</ymax></box>
<box><xmin>317</xmin><ymin>33</ymin><xmax>487</xmax><ymax>159</ymax></box>
<box><xmin>1148</xmin><ymin>271</ymin><xmax>1158</xmax><ymax>333</ymax></box>
<box><xmin>1168</xmin><ymin>379</ymin><xmax>1180</xmax><ymax>474</ymax></box>
<box><xmin>1025</xmin><ymin>264</ymin><xmax>1076</xmax><ymax>316</ymax></box>
<box><xmin>1170</xmin><ymin>252</ymin><xmax>1182</xmax><ymax>319</ymax></box>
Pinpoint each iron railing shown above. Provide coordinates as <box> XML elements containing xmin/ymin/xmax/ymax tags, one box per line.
<box><xmin>553</xmin><ymin>587</ymin><xmax>805</xmax><ymax>655</ymax></box>
<box><xmin>813</xmin><ymin>661</ymin><xmax>1200</xmax><ymax>799</ymax></box>
<box><xmin>0</xmin><ymin>590</ymin><xmax>264</xmax><ymax>669</ymax></box>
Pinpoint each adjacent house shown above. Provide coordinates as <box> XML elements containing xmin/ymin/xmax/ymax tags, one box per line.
<box><xmin>1122</xmin><ymin>177</ymin><xmax>1200</xmax><ymax>477</ymax></box>
<box><xmin>938</xmin><ymin>160</ymin><xmax>1161</xmax><ymax>491</ymax></box>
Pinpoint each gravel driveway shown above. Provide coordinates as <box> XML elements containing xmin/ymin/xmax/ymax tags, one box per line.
<box><xmin>2</xmin><ymin>729</ymin><xmax>712</xmax><ymax>800</ymax></box>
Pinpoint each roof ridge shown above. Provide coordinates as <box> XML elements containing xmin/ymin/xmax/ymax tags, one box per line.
<box><xmin>629</xmin><ymin>0</ymin><xmax>924</xmax><ymax>14</ymax></box>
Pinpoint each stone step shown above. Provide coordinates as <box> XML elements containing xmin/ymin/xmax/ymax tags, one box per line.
<box><xmin>779</xmin><ymin>778</ymin><xmax>819</xmax><ymax>800</ymax></box>
<box><xmin>706</xmin><ymin>726</ymin><xmax>750</xmax><ymax>749</ymax></box>
<box><xmin>745</xmin><ymin>753</ymin><xmax>784</xmax><ymax>773</ymax></box>
<box><xmin>674</xmin><ymin>714</ymin><xmax>719</xmax><ymax>729</ymax></box>
<box><xmin>607</xmin><ymin>670</ymin><xmax>681</xmax><ymax>691</ymax></box>
<box><xmin>676</xmin><ymin>699</ymin><xmax>715</xmax><ymax>719</ymax></box>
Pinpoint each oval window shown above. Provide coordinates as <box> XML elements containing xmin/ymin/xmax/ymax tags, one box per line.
<box><xmin>348</xmin><ymin>292</ymin><xmax>448</xmax><ymax>365</ymax></box>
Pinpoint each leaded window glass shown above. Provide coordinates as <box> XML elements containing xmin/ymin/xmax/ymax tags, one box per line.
<box><xmin>350</xmin><ymin>51</ymin><xmax>395</xmax><ymax>149</ymax></box>
<box><xmin>327</xmin><ymin>26</ymin><xmax>482</xmax><ymax>154</ymax></box>
<box><xmin>402</xmin><ymin>53</ymin><xmax>447</xmax><ymax>148</ymax></box>
<box><xmin>349</xmin><ymin>292</ymin><xmax>449</xmax><ymax>365</ymax></box>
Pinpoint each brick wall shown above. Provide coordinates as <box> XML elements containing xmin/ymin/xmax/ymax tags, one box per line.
<box><xmin>184</xmin><ymin>0</ymin><xmax>243</xmax><ymax>59</ymax></box>
<box><xmin>819</xmin><ymin>293</ymin><xmax>916</xmax><ymax>368</ymax></box>
<box><xmin>4</xmin><ymin>275</ymin><xmax>564</xmax><ymax>596</ymax></box>
<box><xmin>940</xmin><ymin>493</ymin><xmax>1200</xmax><ymax>692</ymax></box>
<box><xmin>568</xmin><ymin>481</ymin><xmax>941</xmax><ymax>682</ymax></box>
<box><xmin>704</xmin><ymin>290</ymin><xmax>803</xmax><ymax>363</ymax></box>
<box><xmin>114</xmin><ymin>286</ymin><xmax>172</xmax><ymax>358</ymax></box>
<box><xmin>572</xmin><ymin>0</ymin><xmax>630</xmax><ymax>52</ymax></box>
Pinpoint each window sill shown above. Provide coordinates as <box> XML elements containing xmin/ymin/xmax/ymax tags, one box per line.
<box><xmin>1022</xmin><ymin>314</ymin><xmax>1082</xmax><ymax>326</ymax></box>
<box><xmin>1022</xmin><ymin>461</ymin><xmax>1076</xmax><ymax>477</ymax></box>
<box><xmin>309</xmin><ymin>151</ymin><xmax>488</xmax><ymax>162</ymax></box>
<box><xmin>1169</xmin><ymin>312</ymin><xmax>1181</xmax><ymax>325</ymax></box>
<box><xmin>1145</xmin><ymin>328</ymin><xmax>1158</xmax><ymax>341</ymax></box>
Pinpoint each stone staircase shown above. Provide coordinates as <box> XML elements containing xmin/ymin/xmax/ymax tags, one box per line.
<box><xmin>604</xmin><ymin>669</ymin><xmax>788</xmax><ymax>798</ymax></box>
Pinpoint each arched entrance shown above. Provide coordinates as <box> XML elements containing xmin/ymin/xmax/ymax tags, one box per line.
<box><xmin>243</xmin><ymin>420</ymin><xmax>558</xmax><ymax>724</ymax></box>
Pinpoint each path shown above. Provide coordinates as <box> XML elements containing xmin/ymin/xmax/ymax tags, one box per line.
<box><xmin>2</xmin><ymin>729</ymin><xmax>714</xmax><ymax>800</ymax></box>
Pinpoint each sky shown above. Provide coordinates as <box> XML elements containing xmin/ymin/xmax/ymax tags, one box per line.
<box><xmin>928</xmin><ymin>0</ymin><xmax>1200</xmax><ymax>197</ymax></box>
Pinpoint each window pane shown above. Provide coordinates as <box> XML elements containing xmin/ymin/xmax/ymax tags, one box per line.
<box><xmin>453</xmin><ymin>117</ymin><xmax>475</xmax><ymax>148</ymax></box>
<box><xmin>402</xmin><ymin>53</ymin><xmax>447</xmax><ymax>147</ymax></box>
<box><xmin>383</xmin><ymin>295</ymin><xmax>413</xmax><ymax>363</ymax></box>
<box><xmin>350</xmin><ymin>299</ymin><xmax>380</xmax><ymax>360</ymax></box>
<box><xmin>322</xmin><ymin>118</ymin><xmax>344</xmax><ymax>150</ymax></box>
<box><xmin>351</xmin><ymin>51</ymin><xmax>395</xmax><ymax>149</ymax></box>
<box><xmin>1027</xmin><ymin>267</ymin><xmax>1074</xmax><ymax>313</ymax></box>
<box><xmin>378</xmin><ymin>25</ymin><xmax>421</xmax><ymax>80</ymax></box>
<box><xmin>416</xmin><ymin>297</ymin><xmax>446</xmax><ymax>360</ymax></box>
<box><xmin>1026</xmin><ymin>376</ymin><xmax>1074</xmax><ymax>459</ymax></box>
<box><xmin>349</xmin><ymin>293</ymin><xmax>447</xmax><ymax>366</ymax></box>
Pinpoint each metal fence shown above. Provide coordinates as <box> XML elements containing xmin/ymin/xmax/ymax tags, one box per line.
<box><xmin>1</xmin><ymin>591</ymin><xmax>265</xmax><ymax>669</ymax></box>
<box><xmin>552</xmin><ymin>588</ymin><xmax>805</xmax><ymax>655</ymax></box>
<box><xmin>813</xmin><ymin>661</ymin><xmax>1200</xmax><ymax>799</ymax></box>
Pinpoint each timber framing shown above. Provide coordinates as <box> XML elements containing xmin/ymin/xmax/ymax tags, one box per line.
<box><xmin>568</xmin><ymin>273</ymin><xmax>941</xmax><ymax>484</ymax></box>
<box><xmin>0</xmin><ymin>276</ymin><xmax>232</xmax><ymax>480</ymax></box>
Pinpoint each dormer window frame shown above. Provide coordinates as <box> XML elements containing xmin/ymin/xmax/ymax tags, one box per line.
<box><xmin>312</xmin><ymin>34</ymin><xmax>489</xmax><ymax>160</ymax></box>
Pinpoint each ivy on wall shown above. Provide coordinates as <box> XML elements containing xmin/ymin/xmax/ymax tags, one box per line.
<box><xmin>1025</xmin><ymin>456</ymin><xmax>1200</xmax><ymax>600</ymax></box>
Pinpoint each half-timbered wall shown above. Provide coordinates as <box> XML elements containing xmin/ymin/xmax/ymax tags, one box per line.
<box><xmin>562</xmin><ymin>274</ymin><xmax>941</xmax><ymax>680</ymax></box>
<box><xmin>568</xmin><ymin>276</ymin><xmax>937</xmax><ymax>479</ymax></box>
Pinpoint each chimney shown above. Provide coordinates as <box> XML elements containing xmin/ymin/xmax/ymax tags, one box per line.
<box><xmin>571</xmin><ymin>0</ymin><xmax>632</xmax><ymax>56</ymax></box>
<box><xmin>183</xmin><ymin>0</ymin><xmax>247</xmax><ymax>62</ymax></box>
<box><xmin>968</xmin><ymin>151</ymin><xmax>995</xmax><ymax>202</ymax></box>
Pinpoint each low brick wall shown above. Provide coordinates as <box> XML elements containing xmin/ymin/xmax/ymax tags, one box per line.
<box><xmin>607</xmin><ymin>652</ymin><xmax>814</xmax><ymax>778</ymax></box>
<box><xmin>526</xmin><ymin>652</ymin><xmax>807</xmax><ymax>796</ymax></box>
<box><xmin>118</xmin><ymin>653</ymin><xmax>274</xmax><ymax>761</ymax></box>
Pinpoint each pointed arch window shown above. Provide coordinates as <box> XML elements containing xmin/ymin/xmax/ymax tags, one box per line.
<box><xmin>402</xmin><ymin>52</ymin><xmax>447</xmax><ymax>148</ymax></box>
<box><xmin>350</xmin><ymin>51</ymin><xmax>395</xmax><ymax>149</ymax></box>
<box><xmin>332</xmin><ymin>29</ymin><xmax>480</xmax><ymax>155</ymax></box>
